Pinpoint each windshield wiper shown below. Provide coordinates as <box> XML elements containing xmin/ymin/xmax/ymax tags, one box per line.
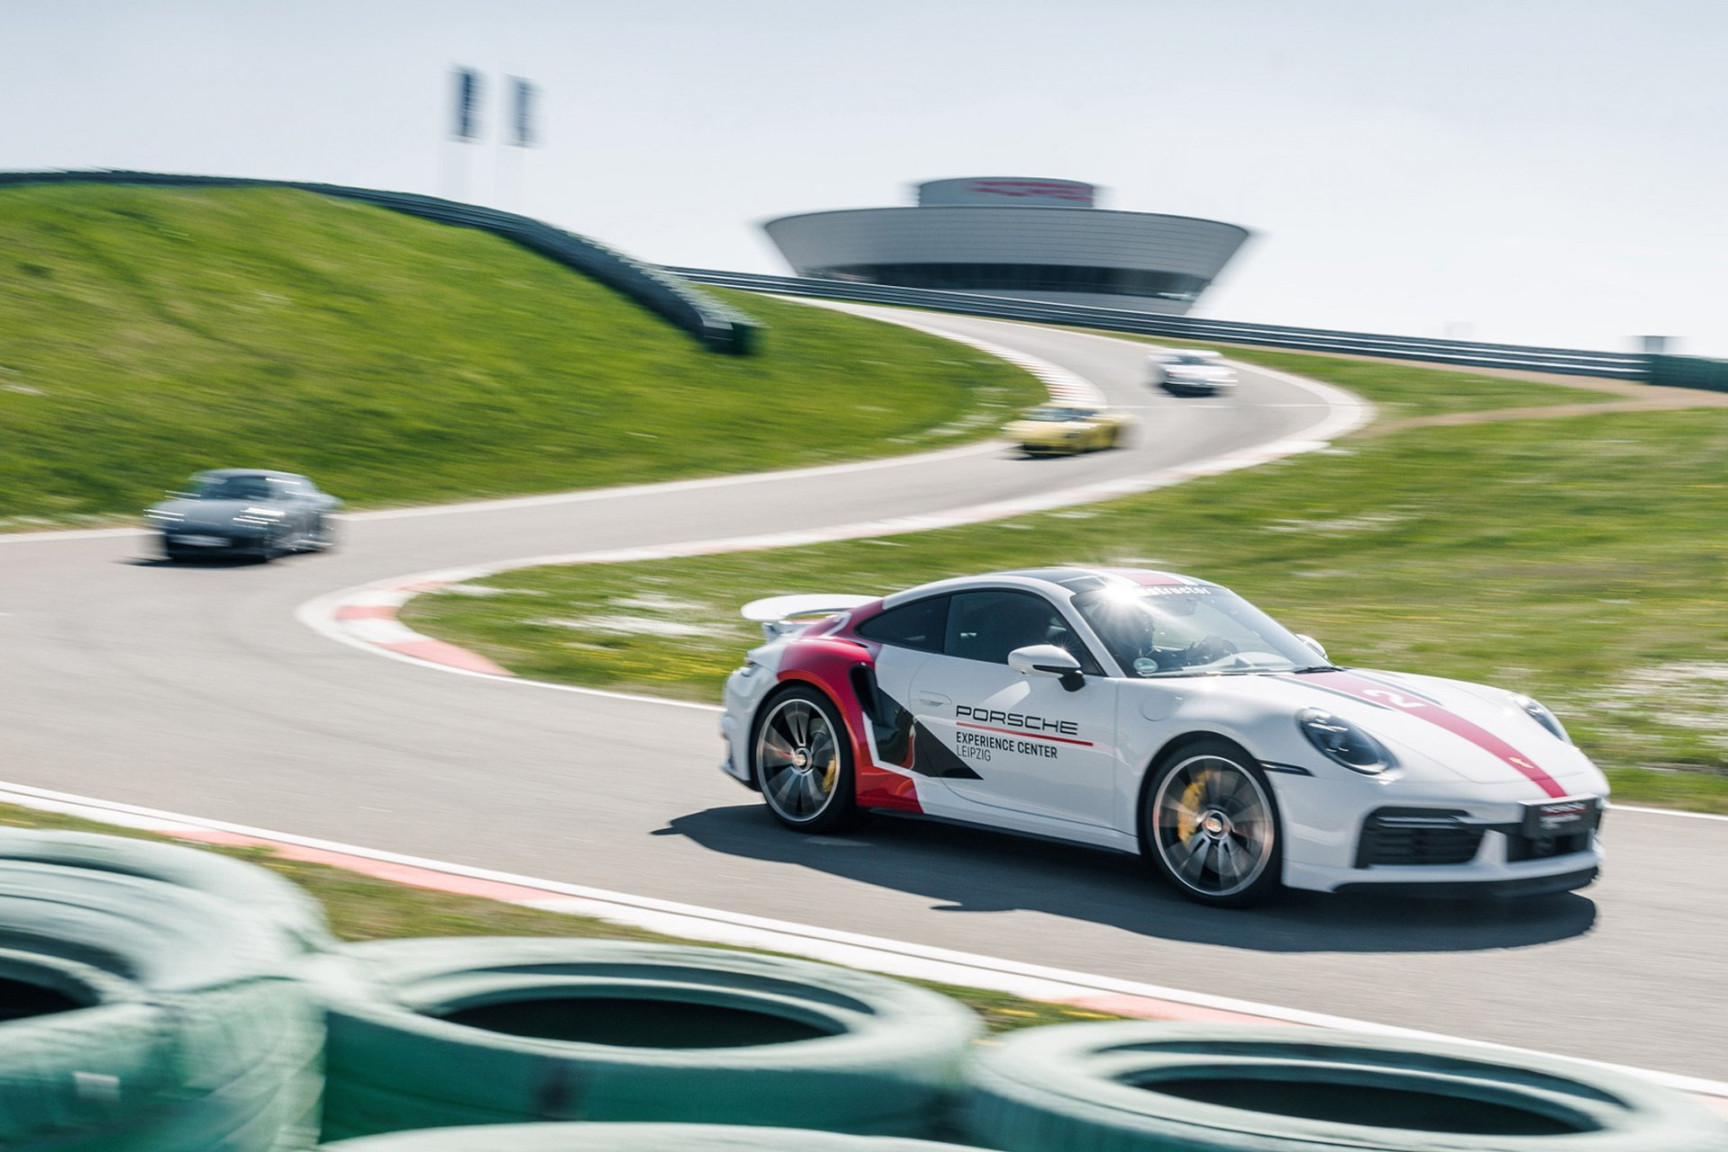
<box><xmin>1288</xmin><ymin>665</ymin><xmax>1341</xmax><ymax>674</ymax></box>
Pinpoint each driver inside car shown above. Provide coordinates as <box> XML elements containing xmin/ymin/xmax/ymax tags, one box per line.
<box><xmin>1082</xmin><ymin>594</ymin><xmax>1236</xmax><ymax>674</ymax></box>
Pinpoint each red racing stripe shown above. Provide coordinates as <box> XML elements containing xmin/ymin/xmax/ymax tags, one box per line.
<box><xmin>956</xmin><ymin>721</ymin><xmax>1095</xmax><ymax>747</ymax></box>
<box><xmin>1293</xmin><ymin>671</ymin><xmax>1565</xmax><ymax>798</ymax></box>
<box><xmin>1097</xmin><ymin>568</ymin><xmax>1193</xmax><ymax>587</ymax></box>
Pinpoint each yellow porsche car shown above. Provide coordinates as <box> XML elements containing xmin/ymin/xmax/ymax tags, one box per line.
<box><xmin>1003</xmin><ymin>403</ymin><xmax>1134</xmax><ymax>455</ymax></box>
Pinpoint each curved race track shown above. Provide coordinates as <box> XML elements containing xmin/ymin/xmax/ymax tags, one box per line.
<box><xmin>2</xmin><ymin>306</ymin><xmax>1724</xmax><ymax>1084</ymax></box>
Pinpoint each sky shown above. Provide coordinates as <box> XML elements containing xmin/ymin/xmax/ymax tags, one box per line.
<box><xmin>5</xmin><ymin>0</ymin><xmax>1724</xmax><ymax>354</ymax></box>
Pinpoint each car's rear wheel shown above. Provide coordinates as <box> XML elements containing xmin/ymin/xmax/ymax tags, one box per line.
<box><xmin>1143</xmin><ymin>738</ymin><xmax>1281</xmax><ymax>907</ymax></box>
<box><xmin>752</xmin><ymin>686</ymin><xmax>859</xmax><ymax>833</ymax></box>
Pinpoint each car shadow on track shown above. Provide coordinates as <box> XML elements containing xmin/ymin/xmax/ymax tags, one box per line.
<box><xmin>659</xmin><ymin>804</ymin><xmax>1596</xmax><ymax>954</ymax></box>
<box><xmin>123</xmin><ymin>556</ymin><xmax>263</xmax><ymax>568</ymax></box>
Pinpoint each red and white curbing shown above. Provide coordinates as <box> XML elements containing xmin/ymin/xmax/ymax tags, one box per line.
<box><xmin>328</xmin><ymin>581</ymin><xmax>514</xmax><ymax>676</ymax></box>
<box><xmin>0</xmin><ymin>775</ymin><xmax>1722</xmax><ymax>1114</ymax></box>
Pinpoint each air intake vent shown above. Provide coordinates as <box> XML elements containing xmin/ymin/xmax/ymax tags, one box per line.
<box><xmin>1355</xmin><ymin>808</ymin><xmax>1483</xmax><ymax>868</ymax></box>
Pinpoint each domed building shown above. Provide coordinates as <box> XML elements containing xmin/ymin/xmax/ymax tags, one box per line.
<box><xmin>762</xmin><ymin>177</ymin><xmax>1249</xmax><ymax>315</ymax></box>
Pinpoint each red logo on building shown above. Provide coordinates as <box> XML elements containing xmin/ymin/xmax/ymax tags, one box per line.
<box><xmin>969</xmin><ymin>180</ymin><xmax>1092</xmax><ymax>203</ymax></box>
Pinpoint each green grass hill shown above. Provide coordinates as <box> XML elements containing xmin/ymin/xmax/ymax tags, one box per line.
<box><xmin>0</xmin><ymin>184</ymin><xmax>1041</xmax><ymax>528</ymax></box>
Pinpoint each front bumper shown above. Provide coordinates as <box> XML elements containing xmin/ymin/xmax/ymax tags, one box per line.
<box><xmin>1161</xmin><ymin>379</ymin><xmax>1232</xmax><ymax>396</ymax></box>
<box><xmin>1333</xmin><ymin>865</ymin><xmax>1598</xmax><ymax>899</ymax></box>
<box><xmin>1017</xmin><ymin>436</ymin><xmax>1088</xmax><ymax>454</ymax></box>
<box><xmin>1285</xmin><ymin>828</ymin><xmax>1604</xmax><ymax>897</ymax></box>
<box><xmin>161</xmin><ymin>529</ymin><xmax>271</xmax><ymax>556</ymax></box>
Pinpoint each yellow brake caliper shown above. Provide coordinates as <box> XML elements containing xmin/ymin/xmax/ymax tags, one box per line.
<box><xmin>1177</xmin><ymin>771</ymin><xmax>1209</xmax><ymax>843</ymax></box>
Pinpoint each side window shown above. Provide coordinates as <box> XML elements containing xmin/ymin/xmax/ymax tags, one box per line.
<box><xmin>856</xmin><ymin>595</ymin><xmax>948</xmax><ymax>653</ymax></box>
<box><xmin>944</xmin><ymin>590</ymin><xmax>1102</xmax><ymax>673</ymax></box>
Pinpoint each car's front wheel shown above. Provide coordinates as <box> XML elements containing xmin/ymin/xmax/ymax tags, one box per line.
<box><xmin>1143</xmin><ymin>738</ymin><xmax>1282</xmax><ymax>907</ymax></box>
<box><xmin>751</xmin><ymin>686</ymin><xmax>859</xmax><ymax>833</ymax></box>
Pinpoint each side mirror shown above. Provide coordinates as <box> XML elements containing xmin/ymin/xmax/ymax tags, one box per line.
<box><xmin>1296</xmin><ymin>634</ymin><xmax>1328</xmax><ymax>661</ymax></box>
<box><xmin>1008</xmin><ymin>644</ymin><xmax>1085</xmax><ymax>691</ymax></box>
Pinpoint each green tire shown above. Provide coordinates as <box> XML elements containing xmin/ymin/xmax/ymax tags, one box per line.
<box><xmin>0</xmin><ymin>861</ymin><xmax>323</xmax><ymax>1152</ymax></box>
<box><xmin>0</xmin><ymin>828</ymin><xmax>334</xmax><ymax>953</ymax></box>
<box><xmin>319</xmin><ymin>1121</ymin><xmax>977</xmax><ymax>1150</ymax></box>
<box><xmin>315</xmin><ymin>937</ymin><xmax>981</xmax><ymax>1141</ymax></box>
<box><xmin>963</xmin><ymin>1022</ymin><xmax>1728</xmax><ymax>1152</ymax></box>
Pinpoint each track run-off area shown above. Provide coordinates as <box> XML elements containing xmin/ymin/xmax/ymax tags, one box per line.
<box><xmin>3</xmin><ymin>304</ymin><xmax>1726</xmax><ymax>1089</ymax></box>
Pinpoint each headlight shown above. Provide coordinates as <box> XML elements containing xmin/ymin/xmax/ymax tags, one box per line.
<box><xmin>1298</xmin><ymin>708</ymin><xmax>1396</xmax><ymax>774</ymax></box>
<box><xmin>1512</xmin><ymin>694</ymin><xmax>1570</xmax><ymax>743</ymax></box>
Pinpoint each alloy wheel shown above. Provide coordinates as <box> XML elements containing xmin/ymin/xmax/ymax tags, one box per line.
<box><xmin>1151</xmin><ymin>752</ymin><xmax>1276</xmax><ymax>900</ymax></box>
<box><xmin>756</xmin><ymin>696</ymin><xmax>842</xmax><ymax>825</ymax></box>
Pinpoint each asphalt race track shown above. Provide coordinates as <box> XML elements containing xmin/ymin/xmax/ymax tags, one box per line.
<box><xmin>3</xmin><ymin>306</ymin><xmax>1724</xmax><ymax>1083</ymax></box>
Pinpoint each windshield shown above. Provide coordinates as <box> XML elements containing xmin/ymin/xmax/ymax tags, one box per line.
<box><xmin>191</xmin><ymin>475</ymin><xmax>277</xmax><ymax>500</ymax></box>
<box><xmin>1071</xmin><ymin>584</ymin><xmax>1326</xmax><ymax>677</ymax></box>
<box><xmin>1023</xmin><ymin>406</ymin><xmax>1094</xmax><ymax>422</ymax></box>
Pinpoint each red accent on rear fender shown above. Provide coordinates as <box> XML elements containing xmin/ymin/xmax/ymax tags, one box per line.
<box><xmin>773</xmin><ymin>635</ymin><xmax>922</xmax><ymax>814</ymax></box>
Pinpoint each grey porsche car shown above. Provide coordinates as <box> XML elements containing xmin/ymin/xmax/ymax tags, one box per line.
<box><xmin>147</xmin><ymin>469</ymin><xmax>341</xmax><ymax>562</ymax></box>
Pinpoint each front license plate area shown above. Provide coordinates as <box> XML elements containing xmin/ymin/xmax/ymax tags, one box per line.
<box><xmin>1522</xmin><ymin>796</ymin><xmax>1600</xmax><ymax>837</ymax></box>
<box><xmin>173</xmin><ymin>535</ymin><xmax>230</xmax><ymax>547</ymax></box>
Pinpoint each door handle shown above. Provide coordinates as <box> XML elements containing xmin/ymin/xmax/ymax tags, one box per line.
<box><xmin>916</xmin><ymin>691</ymin><xmax>951</xmax><ymax>707</ymax></box>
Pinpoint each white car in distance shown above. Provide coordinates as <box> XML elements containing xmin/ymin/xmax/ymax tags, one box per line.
<box><xmin>1149</xmin><ymin>350</ymin><xmax>1238</xmax><ymax>396</ymax></box>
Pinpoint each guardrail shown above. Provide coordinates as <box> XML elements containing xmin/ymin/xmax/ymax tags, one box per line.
<box><xmin>668</xmin><ymin>267</ymin><xmax>1649</xmax><ymax>379</ymax></box>
<box><xmin>1650</xmin><ymin>354</ymin><xmax>1728</xmax><ymax>393</ymax></box>
<box><xmin>0</xmin><ymin>171</ymin><xmax>759</xmax><ymax>354</ymax></box>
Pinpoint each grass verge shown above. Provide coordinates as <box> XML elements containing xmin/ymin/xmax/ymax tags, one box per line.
<box><xmin>0</xmin><ymin>800</ymin><xmax>1109</xmax><ymax>1033</ymax></box>
<box><xmin>401</xmin><ymin>355</ymin><xmax>1728</xmax><ymax>813</ymax></box>
<box><xmin>0</xmin><ymin>185</ymin><xmax>1041</xmax><ymax>529</ymax></box>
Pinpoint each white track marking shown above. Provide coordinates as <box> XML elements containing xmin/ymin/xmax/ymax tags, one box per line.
<box><xmin>1611</xmin><ymin>804</ymin><xmax>1728</xmax><ymax>823</ymax></box>
<box><xmin>0</xmin><ymin>776</ymin><xmax>1721</xmax><ymax>1103</ymax></box>
<box><xmin>0</xmin><ymin>526</ymin><xmax>144</xmax><ymax>544</ymax></box>
<box><xmin>346</xmin><ymin>440</ymin><xmax>1007</xmax><ymax>523</ymax></box>
<box><xmin>0</xmin><ymin>445</ymin><xmax>1007</xmax><ymax>545</ymax></box>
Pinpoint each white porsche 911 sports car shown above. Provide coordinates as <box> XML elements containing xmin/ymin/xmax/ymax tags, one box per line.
<box><xmin>720</xmin><ymin>568</ymin><xmax>1606</xmax><ymax>906</ymax></box>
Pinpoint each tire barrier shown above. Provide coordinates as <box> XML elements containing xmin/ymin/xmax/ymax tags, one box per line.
<box><xmin>314</xmin><ymin>937</ymin><xmax>982</xmax><ymax>1141</ymax></box>
<box><xmin>0</xmin><ymin>170</ymin><xmax>759</xmax><ymax>354</ymax></box>
<box><xmin>0</xmin><ymin>828</ymin><xmax>334</xmax><ymax>953</ymax></box>
<box><xmin>0</xmin><ymin>860</ymin><xmax>323</xmax><ymax>1151</ymax></box>
<box><xmin>320</xmin><ymin>1121</ymin><xmax>976</xmax><ymax>1150</ymax></box>
<box><xmin>962</xmin><ymin>1022</ymin><xmax>1728</xmax><ymax>1152</ymax></box>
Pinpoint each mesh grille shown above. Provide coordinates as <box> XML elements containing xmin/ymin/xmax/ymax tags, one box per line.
<box><xmin>1356</xmin><ymin>809</ymin><xmax>1483</xmax><ymax>868</ymax></box>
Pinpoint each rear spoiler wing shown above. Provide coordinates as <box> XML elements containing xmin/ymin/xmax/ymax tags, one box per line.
<box><xmin>740</xmin><ymin>594</ymin><xmax>875</xmax><ymax>641</ymax></box>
